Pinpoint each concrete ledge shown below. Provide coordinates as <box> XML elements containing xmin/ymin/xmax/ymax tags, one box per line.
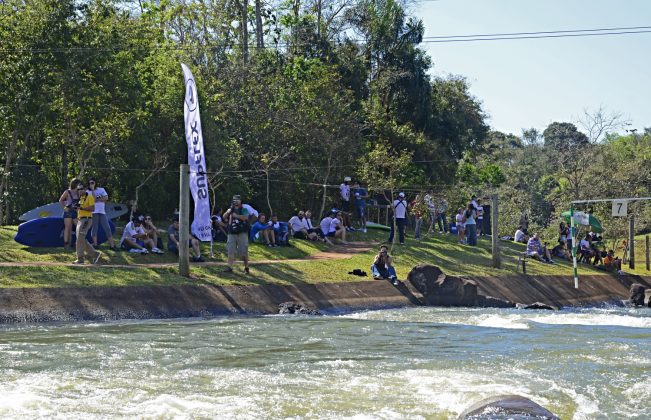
<box><xmin>0</xmin><ymin>274</ymin><xmax>649</xmax><ymax>323</ymax></box>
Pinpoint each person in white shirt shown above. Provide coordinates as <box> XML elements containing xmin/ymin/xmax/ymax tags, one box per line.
<box><xmin>120</xmin><ymin>215</ymin><xmax>162</xmax><ymax>254</ymax></box>
<box><xmin>89</xmin><ymin>178</ymin><xmax>116</xmax><ymax>250</ymax></box>
<box><xmin>288</xmin><ymin>211</ymin><xmax>316</xmax><ymax>240</ymax></box>
<box><xmin>476</xmin><ymin>199</ymin><xmax>484</xmax><ymax>236</ymax></box>
<box><xmin>327</xmin><ymin>211</ymin><xmax>347</xmax><ymax>244</ymax></box>
<box><xmin>456</xmin><ymin>207</ymin><xmax>466</xmax><ymax>244</ymax></box>
<box><xmin>514</xmin><ymin>226</ymin><xmax>528</xmax><ymax>244</ymax></box>
<box><xmin>242</xmin><ymin>203</ymin><xmax>259</xmax><ymax>224</ymax></box>
<box><xmin>388</xmin><ymin>192</ymin><xmax>408</xmax><ymax>245</ymax></box>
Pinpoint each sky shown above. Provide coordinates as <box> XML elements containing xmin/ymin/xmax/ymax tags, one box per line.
<box><xmin>411</xmin><ymin>0</ymin><xmax>651</xmax><ymax>136</ymax></box>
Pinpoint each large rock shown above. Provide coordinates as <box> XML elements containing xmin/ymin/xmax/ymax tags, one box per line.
<box><xmin>476</xmin><ymin>295</ymin><xmax>517</xmax><ymax>308</ymax></box>
<box><xmin>460</xmin><ymin>394</ymin><xmax>560</xmax><ymax>419</ymax></box>
<box><xmin>407</xmin><ymin>265</ymin><xmax>479</xmax><ymax>306</ymax></box>
<box><xmin>628</xmin><ymin>283</ymin><xmax>647</xmax><ymax>306</ymax></box>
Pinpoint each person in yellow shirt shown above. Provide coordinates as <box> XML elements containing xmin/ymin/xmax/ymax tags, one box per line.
<box><xmin>73</xmin><ymin>182</ymin><xmax>102</xmax><ymax>264</ymax></box>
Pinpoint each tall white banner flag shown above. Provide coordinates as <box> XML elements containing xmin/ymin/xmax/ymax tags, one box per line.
<box><xmin>181</xmin><ymin>63</ymin><xmax>212</xmax><ymax>241</ymax></box>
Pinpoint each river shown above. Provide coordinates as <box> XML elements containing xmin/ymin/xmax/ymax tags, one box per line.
<box><xmin>1</xmin><ymin>306</ymin><xmax>650</xmax><ymax>419</ymax></box>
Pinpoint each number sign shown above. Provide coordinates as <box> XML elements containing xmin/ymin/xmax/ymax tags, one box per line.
<box><xmin>612</xmin><ymin>200</ymin><xmax>627</xmax><ymax>217</ymax></box>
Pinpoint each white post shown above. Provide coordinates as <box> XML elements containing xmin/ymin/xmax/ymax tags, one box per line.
<box><xmin>571</xmin><ymin>207</ymin><xmax>578</xmax><ymax>289</ymax></box>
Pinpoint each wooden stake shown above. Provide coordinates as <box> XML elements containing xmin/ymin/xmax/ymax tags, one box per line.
<box><xmin>491</xmin><ymin>194</ymin><xmax>500</xmax><ymax>268</ymax></box>
<box><xmin>629</xmin><ymin>215</ymin><xmax>635</xmax><ymax>270</ymax></box>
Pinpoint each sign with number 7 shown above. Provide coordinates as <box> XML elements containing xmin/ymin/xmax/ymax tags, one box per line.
<box><xmin>612</xmin><ymin>200</ymin><xmax>628</xmax><ymax>217</ymax></box>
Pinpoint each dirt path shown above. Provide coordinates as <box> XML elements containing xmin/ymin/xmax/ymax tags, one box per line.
<box><xmin>0</xmin><ymin>242</ymin><xmax>376</xmax><ymax>269</ymax></box>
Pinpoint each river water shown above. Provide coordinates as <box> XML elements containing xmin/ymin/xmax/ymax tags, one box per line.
<box><xmin>1</xmin><ymin>306</ymin><xmax>650</xmax><ymax>419</ymax></box>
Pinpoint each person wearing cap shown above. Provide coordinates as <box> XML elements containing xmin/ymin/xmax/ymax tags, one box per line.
<box><xmin>167</xmin><ymin>215</ymin><xmax>203</xmax><ymax>261</ymax></box>
<box><xmin>340</xmin><ymin>177</ymin><xmax>351</xmax><ymax>212</ymax></box>
<box><xmin>388</xmin><ymin>192</ymin><xmax>408</xmax><ymax>245</ymax></box>
<box><xmin>121</xmin><ymin>215</ymin><xmax>162</xmax><ymax>254</ymax></box>
<box><xmin>223</xmin><ymin>195</ymin><xmax>250</xmax><ymax>273</ymax></box>
<box><xmin>72</xmin><ymin>182</ymin><xmax>102</xmax><ymax>264</ymax></box>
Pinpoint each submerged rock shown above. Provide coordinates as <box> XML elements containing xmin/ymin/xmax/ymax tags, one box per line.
<box><xmin>476</xmin><ymin>295</ymin><xmax>516</xmax><ymax>308</ymax></box>
<box><xmin>278</xmin><ymin>302</ymin><xmax>321</xmax><ymax>315</ymax></box>
<box><xmin>459</xmin><ymin>394</ymin><xmax>559</xmax><ymax>419</ymax></box>
<box><xmin>516</xmin><ymin>302</ymin><xmax>558</xmax><ymax>311</ymax></box>
<box><xmin>628</xmin><ymin>283</ymin><xmax>647</xmax><ymax>306</ymax></box>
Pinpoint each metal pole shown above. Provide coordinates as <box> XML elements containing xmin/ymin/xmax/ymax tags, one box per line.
<box><xmin>629</xmin><ymin>215</ymin><xmax>635</xmax><ymax>270</ymax></box>
<box><xmin>570</xmin><ymin>207</ymin><xmax>578</xmax><ymax>289</ymax></box>
<box><xmin>179</xmin><ymin>164</ymin><xmax>190</xmax><ymax>277</ymax></box>
<box><xmin>491</xmin><ymin>194</ymin><xmax>500</xmax><ymax>268</ymax></box>
<box><xmin>646</xmin><ymin>235</ymin><xmax>649</xmax><ymax>271</ymax></box>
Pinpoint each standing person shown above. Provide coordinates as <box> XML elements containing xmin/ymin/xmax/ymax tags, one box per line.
<box><xmin>464</xmin><ymin>203</ymin><xmax>477</xmax><ymax>246</ymax></box>
<box><xmin>437</xmin><ymin>197</ymin><xmax>448</xmax><ymax>234</ymax></box>
<box><xmin>388</xmin><ymin>192</ymin><xmax>408</xmax><ymax>245</ymax></box>
<box><xmin>412</xmin><ymin>194</ymin><xmax>423</xmax><ymax>240</ymax></box>
<box><xmin>89</xmin><ymin>178</ymin><xmax>116</xmax><ymax>250</ymax></box>
<box><xmin>59</xmin><ymin>178</ymin><xmax>82</xmax><ymax>250</ymax></box>
<box><xmin>475</xmin><ymin>199</ymin><xmax>484</xmax><ymax>237</ymax></box>
<box><xmin>455</xmin><ymin>208</ymin><xmax>466</xmax><ymax>244</ymax></box>
<box><xmin>352</xmin><ymin>181</ymin><xmax>368</xmax><ymax>232</ymax></box>
<box><xmin>424</xmin><ymin>189</ymin><xmax>437</xmax><ymax>232</ymax></box>
<box><xmin>73</xmin><ymin>182</ymin><xmax>102</xmax><ymax>264</ymax></box>
<box><xmin>223</xmin><ymin>195</ymin><xmax>250</xmax><ymax>273</ymax></box>
<box><xmin>339</xmin><ymin>176</ymin><xmax>353</xmax><ymax>229</ymax></box>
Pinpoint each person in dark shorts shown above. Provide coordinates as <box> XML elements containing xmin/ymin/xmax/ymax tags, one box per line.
<box><xmin>167</xmin><ymin>215</ymin><xmax>203</xmax><ymax>262</ymax></box>
<box><xmin>59</xmin><ymin>178</ymin><xmax>82</xmax><ymax>250</ymax></box>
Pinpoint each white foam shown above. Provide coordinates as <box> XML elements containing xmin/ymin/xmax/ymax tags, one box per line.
<box><xmin>531</xmin><ymin>313</ymin><xmax>651</xmax><ymax>329</ymax></box>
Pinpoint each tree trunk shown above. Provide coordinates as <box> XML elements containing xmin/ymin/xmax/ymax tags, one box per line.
<box><xmin>265</xmin><ymin>169</ymin><xmax>273</xmax><ymax>216</ymax></box>
<box><xmin>319</xmin><ymin>152</ymin><xmax>333</xmax><ymax>219</ymax></box>
<box><xmin>0</xmin><ymin>128</ymin><xmax>18</xmax><ymax>225</ymax></box>
<box><xmin>241</xmin><ymin>0</ymin><xmax>249</xmax><ymax>63</ymax></box>
<box><xmin>255</xmin><ymin>0</ymin><xmax>264</xmax><ymax>48</ymax></box>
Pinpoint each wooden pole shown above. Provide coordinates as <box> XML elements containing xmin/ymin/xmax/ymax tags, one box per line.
<box><xmin>646</xmin><ymin>235</ymin><xmax>649</xmax><ymax>271</ymax></box>
<box><xmin>491</xmin><ymin>194</ymin><xmax>500</xmax><ymax>268</ymax></box>
<box><xmin>179</xmin><ymin>164</ymin><xmax>190</xmax><ymax>277</ymax></box>
<box><xmin>629</xmin><ymin>215</ymin><xmax>635</xmax><ymax>270</ymax></box>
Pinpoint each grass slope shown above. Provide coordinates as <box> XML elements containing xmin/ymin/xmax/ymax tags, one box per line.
<box><xmin>0</xmin><ymin>225</ymin><xmax>637</xmax><ymax>289</ymax></box>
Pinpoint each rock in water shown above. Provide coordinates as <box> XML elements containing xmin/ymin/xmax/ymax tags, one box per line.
<box><xmin>628</xmin><ymin>283</ymin><xmax>647</xmax><ymax>306</ymax></box>
<box><xmin>460</xmin><ymin>394</ymin><xmax>559</xmax><ymax>419</ymax></box>
<box><xmin>516</xmin><ymin>302</ymin><xmax>558</xmax><ymax>310</ymax></box>
<box><xmin>407</xmin><ymin>265</ymin><xmax>478</xmax><ymax>306</ymax></box>
<box><xmin>278</xmin><ymin>302</ymin><xmax>321</xmax><ymax>315</ymax></box>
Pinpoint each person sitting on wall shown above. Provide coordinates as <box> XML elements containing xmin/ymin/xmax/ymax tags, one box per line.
<box><xmin>526</xmin><ymin>233</ymin><xmax>554</xmax><ymax>263</ymax></box>
<box><xmin>371</xmin><ymin>245</ymin><xmax>399</xmax><ymax>285</ymax></box>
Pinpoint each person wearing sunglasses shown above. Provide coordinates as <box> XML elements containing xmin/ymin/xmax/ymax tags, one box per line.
<box><xmin>88</xmin><ymin>178</ymin><xmax>116</xmax><ymax>250</ymax></box>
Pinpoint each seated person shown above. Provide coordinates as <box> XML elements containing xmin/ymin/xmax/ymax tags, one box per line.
<box><xmin>526</xmin><ymin>233</ymin><xmax>554</xmax><ymax>263</ymax></box>
<box><xmin>120</xmin><ymin>216</ymin><xmax>163</xmax><ymax>254</ymax></box>
<box><xmin>328</xmin><ymin>211</ymin><xmax>348</xmax><ymax>244</ymax></box>
<box><xmin>514</xmin><ymin>226</ymin><xmax>528</xmax><ymax>244</ymax></box>
<box><xmin>603</xmin><ymin>250</ymin><xmax>623</xmax><ymax>274</ymax></box>
<box><xmin>167</xmin><ymin>215</ymin><xmax>204</xmax><ymax>262</ymax></box>
<box><xmin>371</xmin><ymin>245</ymin><xmax>398</xmax><ymax>285</ymax></box>
<box><xmin>211</xmin><ymin>210</ymin><xmax>228</xmax><ymax>242</ymax></box>
<box><xmin>579</xmin><ymin>234</ymin><xmax>596</xmax><ymax>263</ymax></box>
<box><xmin>552</xmin><ymin>241</ymin><xmax>572</xmax><ymax>260</ymax></box>
<box><xmin>319</xmin><ymin>212</ymin><xmax>335</xmax><ymax>245</ymax></box>
<box><xmin>288</xmin><ymin>211</ymin><xmax>317</xmax><ymax>240</ymax></box>
<box><xmin>251</xmin><ymin>213</ymin><xmax>277</xmax><ymax>247</ymax></box>
<box><xmin>269</xmin><ymin>214</ymin><xmax>289</xmax><ymax>246</ymax></box>
<box><xmin>143</xmin><ymin>214</ymin><xmax>164</xmax><ymax>250</ymax></box>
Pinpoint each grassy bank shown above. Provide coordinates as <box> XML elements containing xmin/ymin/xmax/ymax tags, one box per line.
<box><xmin>0</xmin><ymin>224</ymin><xmax>640</xmax><ymax>289</ymax></box>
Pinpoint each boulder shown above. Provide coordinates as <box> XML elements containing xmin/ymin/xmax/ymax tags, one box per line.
<box><xmin>628</xmin><ymin>283</ymin><xmax>647</xmax><ymax>306</ymax></box>
<box><xmin>516</xmin><ymin>302</ymin><xmax>558</xmax><ymax>310</ymax></box>
<box><xmin>407</xmin><ymin>265</ymin><xmax>479</xmax><ymax>306</ymax></box>
<box><xmin>459</xmin><ymin>394</ymin><xmax>559</xmax><ymax>419</ymax></box>
<box><xmin>278</xmin><ymin>302</ymin><xmax>321</xmax><ymax>315</ymax></box>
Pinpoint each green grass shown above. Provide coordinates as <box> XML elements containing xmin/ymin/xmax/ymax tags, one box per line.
<box><xmin>0</xmin><ymin>224</ymin><xmax>627</xmax><ymax>289</ymax></box>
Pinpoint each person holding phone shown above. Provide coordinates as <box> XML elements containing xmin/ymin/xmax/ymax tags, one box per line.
<box><xmin>73</xmin><ymin>182</ymin><xmax>102</xmax><ymax>264</ymax></box>
<box><xmin>223</xmin><ymin>195</ymin><xmax>250</xmax><ymax>273</ymax></box>
<box><xmin>371</xmin><ymin>245</ymin><xmax>398</xmax><ymax>285</ymax></box>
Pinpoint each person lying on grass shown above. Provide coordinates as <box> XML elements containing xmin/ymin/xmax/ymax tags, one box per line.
<box><xmin>526</xmin><ymin>233</ymin><xmax>554</xmax><ymax>263</ymax></box>
<box><xmin>371</xmin><ymin>245</ymin><xmax>399</xmax><ymax>285</ymax></box>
